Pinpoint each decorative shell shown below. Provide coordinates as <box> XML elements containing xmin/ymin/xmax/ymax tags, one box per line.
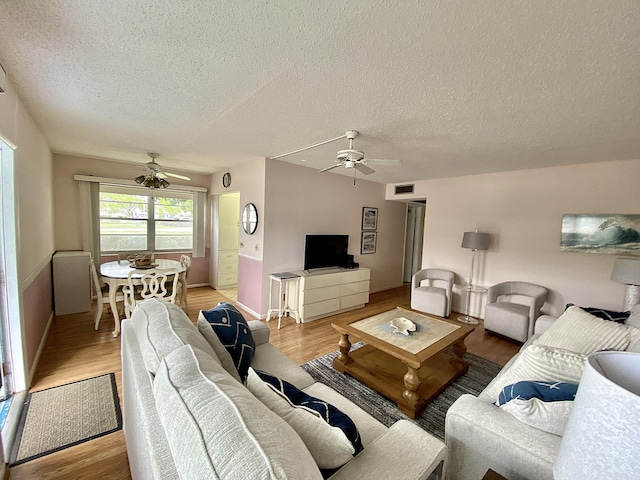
<box><xmin>390</xmin><ymin>317</ymin><xmax>417</xmax><ymax>336</ymax></box>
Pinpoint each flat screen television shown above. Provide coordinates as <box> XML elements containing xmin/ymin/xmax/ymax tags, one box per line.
<box><xmin>304</xmin><ymin>235</ymin><xmax>349</xmax><ymax>271</ymax></box>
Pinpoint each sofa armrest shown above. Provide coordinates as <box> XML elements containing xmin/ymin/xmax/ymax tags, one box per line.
<box><xmin>248</xmin><ymin>320</ymin><xmax>270</xmax><ymax>346</ymax></box>
<box><xmin>534</xmin><ymin>314</ymin><xmax>557</xmax><ymax>336</ymax></box>
<box><xmin>445</xmin><ymin>394</ymin><xmax>560</xmax><ymax>480</ymax></box>
<box><xmin>329</xmin><ymin>421</ymin><xmax>446</xmax><ymax>480</ymax></box>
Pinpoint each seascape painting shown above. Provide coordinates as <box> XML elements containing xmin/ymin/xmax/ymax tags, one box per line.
<box><xmin>561</xmin><ymin>214</ymin><xmax>640</xmax><ymax>255</ymax></box>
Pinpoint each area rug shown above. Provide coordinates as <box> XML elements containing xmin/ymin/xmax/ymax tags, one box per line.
<box><xmin>10</xmin><ymin>373</ymin><xmax>122</xmax><ymax>466</ymax></box>
<box><xmin>301</xmin><ymin>345</ymin><xmax>502</xmax><ymax>440</ymax></box>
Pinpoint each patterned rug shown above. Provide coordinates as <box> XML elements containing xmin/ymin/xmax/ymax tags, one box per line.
<box><xmin>301</xmin><ymin>345</ymin><xmax>502</xmax><ymax>440</ymax></box>
<box><xmin>10</xmin><ymin>373</ymin><xmax>122</xmax><ymax>466</ymax></box>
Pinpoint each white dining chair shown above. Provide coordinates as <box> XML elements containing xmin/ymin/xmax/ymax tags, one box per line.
<box><xmin>90</xmin><ymin>260</ymin><xmax>124</xmax><ymax>330</ymax></box>
<box><xmin>123</xmin><ymin>268</ymin><xmax>180</xmax><ymax>318</ymax></box>
<box><xmin>177</xmin><ymin>255</ymin><xmax>191</xmax><ymax>309</ymax></box>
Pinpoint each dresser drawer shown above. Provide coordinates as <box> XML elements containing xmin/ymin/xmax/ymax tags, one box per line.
<box><xmin>340</xmin><ymin>280</ymin><xmax>370</xmax><ymax>296</ymax></box>
<box><xmin>301</xmin><ymin>298</ymin><xmax>341</xmax><ymax>319</ymax></box>
<box><xmin>302</xmin><ymin>285</ymin><xmax>340</xmax><ymax>305</ymax></box>
<box><xmin>218</xmin><ymin>272</ymin><xmax>237</xmax><ymax>285</ymax></box>
<box><xmin>219</xmin><ymin>250</ymin><xmax>238</xmax><ymax>263</ymax></box>
<box><xmin>340</xmin><ymin>291</ymin><xmax>369</xmax><ymax>309</ymax></box>
<box><xmin>218</xmin><ymin>262</ymin><xmax>238</xmax><ymax>273</ymax></box>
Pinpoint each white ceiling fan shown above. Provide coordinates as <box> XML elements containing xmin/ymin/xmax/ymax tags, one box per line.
<box><xmin>271</xmin><ymin>130</ymin><xmax>401</xmax><ymax>183</ymax></box>
<box><xmin>135</xmin><ymin>153</ymin><xmax>191</xmax><ymax>188</ymax></box>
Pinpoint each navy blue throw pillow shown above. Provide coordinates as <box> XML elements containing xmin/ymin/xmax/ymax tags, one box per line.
<box><xmin>255</xmin><ymin>370</ymin><xmax>363</xmax><ymax>457</ymax></box>
<box><xmin>565</xmin><ymin>304</ymin><xmax>630</xmax><ymax>324</ymax></box>
<box><xmin>497</xmin><ymin>380</ymin><xmax>578</xmax><ymax>406</ymax></box>
<box><xmin>201</xmin><ymin>302</ymin><xmax>255</xmax><ymax>382</ymax></box>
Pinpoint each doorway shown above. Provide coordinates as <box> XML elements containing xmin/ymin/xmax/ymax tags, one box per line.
<box><xmin>214</xmin><ymin>192</ymin><xmax>240</xmax><ymax>291</ymax></box>
<box><xmin>403</xmin><ymin>201</ymin><xmax>426</xmax><ymax>283</ymax></box>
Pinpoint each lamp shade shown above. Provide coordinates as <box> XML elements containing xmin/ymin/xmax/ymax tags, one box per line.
<box><xmin>611</xmin><ymin>258</ymin><xmax>640</xmax><ymax>285</ymax></box>
<box><xmin>554</xmin><ymin>351</ymin><xmax>640</xmax><ymax>480</ymax></box>
<box><xmin>461</xmin><ymin>231</ymin><xmax>489</xmax><ymax>251</ymax></box>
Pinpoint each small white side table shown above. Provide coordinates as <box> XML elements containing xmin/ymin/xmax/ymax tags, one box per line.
<box><xmin>266</xmin><ymin>273</ymin><xmax>301</xmax><ymax>329</ymax></box>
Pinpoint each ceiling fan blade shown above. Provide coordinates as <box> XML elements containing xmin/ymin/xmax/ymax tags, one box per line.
<box><xmin>355</xmin><ymin>163</ymin><xmax>375</xmax><ymax>175</ymax></box>
<box><xmin>366</xmin><ymin>158</ymin><xmax>402</xmax><ymax>166</ymax></box>
<box><xmin>163</xmin><ymin>172</ymin><xmax>191</xmax><ymax>181</ymax></box>
<box><xmin>318</xmin><ymin>163</ymin><xmax>343</xmax><ymax>173</ymax></box>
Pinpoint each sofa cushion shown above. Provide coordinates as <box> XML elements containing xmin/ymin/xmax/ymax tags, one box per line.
<box><xmin>246</xmin><ymin>368</ymin><xmax>362</xmax><ymax>470</ymax></box>
<box><xmin>197</xmin><ymin>316</ymin><xmax>242</xmax><ymax>382</ymax></box>
<box><xmin>130</xmin><ymin>298</ymin><xmax>219</xmax><ymax>375</ymax></box>
<box><xmin>154</xmin><ymin>345</ymin><xmax>323</xmax><ymax>480</ymax></box>
<box><xmin>484</xmin><ymin>344</ymin><xmax>586</xmax><ymax>402</ymax></box>
<box><xmin>565</xmin><ymin>303</ymin><xmax>630</xmax><ymax>324</ymax></box>
<box><xmin>200</xmin><ymin>302</ymin><xmax>256</xmax><ymax>382</ymax></box>
<box><xmin>534</xmin><ymin>305</ymin><xmax>630</xmax><ymax>354</ymax></box>
<box><xmin>497</xmin><ymin>381</ymin><xmax>578</xmax><ymax>436</ymax></box>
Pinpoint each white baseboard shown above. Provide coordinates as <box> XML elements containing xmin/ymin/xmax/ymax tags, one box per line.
<box><xmin>28</xmin><ymin>311</ymin><xmax>54</xmax><ymax>386</ymax></box>
<box><xmin>234</xmin><ymin>301</ymin><xmax>262</xmax><ymax>319</ymax></box>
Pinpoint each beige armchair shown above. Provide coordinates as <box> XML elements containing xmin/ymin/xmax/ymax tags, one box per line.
<box><xmin>484</xmin><ymin>281</ymin><xmax>548</xmax><ymax>342</ymax></box>
<box><xmin>411</xmin><ymin>269</ymin><xmax>455</xmax><ymax>317</ymax></box>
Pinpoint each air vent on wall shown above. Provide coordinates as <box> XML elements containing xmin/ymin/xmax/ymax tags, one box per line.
<box><xmin>394</xmin><ymin>184</ymin><xmax>414</xmax><ymax>194</ymax></box>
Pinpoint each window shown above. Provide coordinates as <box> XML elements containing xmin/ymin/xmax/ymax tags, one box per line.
<box><xmin>99</xmin><ymin>185</ymin><xmax>193</xmax><ymax>253</ymax></box>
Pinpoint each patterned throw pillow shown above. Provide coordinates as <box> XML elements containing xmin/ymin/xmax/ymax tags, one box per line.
<box><xmin>497</xmin><ymin>381</ymin><xmax>578</xmax><ymax>436</ymax></box>
<box><xmin>565</xmin><ymin>304</ymin><xmax>630</xmax><ymax>324</ymax></box>
<box><xmin>200</xmin><ymin>302</ymin><xmax>255</xmax><ymax>382</ymax></box>
<box><xmin>497</xmin><ymin>380</ymin><xmax>578</xmax><ymax>405</ymax></box>
<box><xmin>246</xmin><ymin>368</ymin><xmax>363</xmax><ymax>469</ymax></box>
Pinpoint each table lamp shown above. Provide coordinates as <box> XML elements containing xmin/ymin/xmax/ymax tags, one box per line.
<box><xmin>554</xmin><ymin>351</ymin><xmax>640</xmax><ymax>480</ymax></box>
<box><xmin>458</xmin><ymin>231</ymin><xmax>490</xmax><ymax>324</ymax></box>
<box><xmin>610</xmin><ymin>257</ymin><xmax>640</xmax><ymax>311</ymax></box>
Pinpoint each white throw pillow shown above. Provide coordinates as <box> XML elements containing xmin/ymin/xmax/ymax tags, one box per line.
<box><xmin>484</xmin><ymin>344</ymin><xmax>587</xmax><ymax>402</ymax></box>
<box><xmin>500</xmin><ymin>398</ymin><xmax>574</xmax><ymax>437</ymax></box>
<box><xmin>534</xmin><ymin>306</ymin><xmax>630</xmax><ymax>354</ymax></box>
<box><xmin>246</xmin><ymin>368</ymin><xmax>360</xmax><ymax>469</ymax></box>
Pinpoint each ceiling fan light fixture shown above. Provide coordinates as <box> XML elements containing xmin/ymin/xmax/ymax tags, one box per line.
<box><xmin>134</xmin><ymin>175</ymin><xmax>146</xmax><ymax>184</ymax></box>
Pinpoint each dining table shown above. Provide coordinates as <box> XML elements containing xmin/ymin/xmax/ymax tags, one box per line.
<box><xmin>99</xmin><ymin>258</ymin><xmax>186</xmax><ymax>337</ymax></box>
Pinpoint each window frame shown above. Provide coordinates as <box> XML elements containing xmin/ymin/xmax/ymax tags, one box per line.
<box><xmin>99</xmin><ymin>184</ymin><xmax>194</xmax><ymax>254</ymax></box>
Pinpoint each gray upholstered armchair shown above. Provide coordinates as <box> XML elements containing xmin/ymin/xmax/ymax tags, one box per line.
<box><xmin>484</xmin><ymin>281</ymin><xmax>548</xmax><ymax>342</ymax></box>
<box><xmin>411</xmin><ymin>268</ymin><xmax>455</xmax><ymax>317</ymax></box>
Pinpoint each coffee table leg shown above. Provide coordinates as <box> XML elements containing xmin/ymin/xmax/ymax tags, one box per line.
<box><xmin>333</xmin><ymin>333</ymin><xmax>353</xmax><ymax>371</ymax></box>
<box><xmin>451</xmin><ymin>339</ymin><xmax>468</xmax><ymax>367</ymax></box>
<box><xmin>402</xmin><ymin>365</ymin><xmax>420</xmax><ymax>407</ymax></box>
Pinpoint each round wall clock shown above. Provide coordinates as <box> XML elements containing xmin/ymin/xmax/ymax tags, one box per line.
<box><xmin>222</xmin><ymin>172</ymin><xmax>231</xmax><ymax>188</ymax></box>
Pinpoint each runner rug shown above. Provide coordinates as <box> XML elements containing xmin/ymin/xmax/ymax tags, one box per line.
<box><xmin>301</xmin><ymin>345</ymin><xmax>502</xmax><ymax>441</ymax></box>
<box><xmin>10</xmin><ymin>373</ymin><xmax>122</xmax><ymax>466</ymax></box>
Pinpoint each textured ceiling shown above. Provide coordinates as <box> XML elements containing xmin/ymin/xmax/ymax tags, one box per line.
<box><xmin>0</xmin><ymin>0</ymin><xmax>639</xmax><ymax>184</ymax></box>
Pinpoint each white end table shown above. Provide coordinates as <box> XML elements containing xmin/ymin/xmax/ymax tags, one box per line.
<box><xmin>266</xmin><ymin>273</ymin><xmax>300</xmax><ymax>329</ymax></box>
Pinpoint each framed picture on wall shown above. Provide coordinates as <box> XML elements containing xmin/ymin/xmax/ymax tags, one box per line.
<box><xmin>361</xmin><ymin>231</ymin><xmax>377</xmax><ymax>254</ymax></box>
<box><xmin>362</xmin><ymin>207</ymin><xmax>378</xmax><ymax>230</ymax></box>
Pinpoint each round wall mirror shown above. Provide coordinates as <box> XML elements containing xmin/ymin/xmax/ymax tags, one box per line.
<box><xmin>242</xmin><ymin>203</ymin><xmax>258</xmax><ymax>235</ymax></box>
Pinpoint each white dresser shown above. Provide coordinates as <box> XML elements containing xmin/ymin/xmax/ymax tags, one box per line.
<box><xmin>295</xmin><ymin>267</ymin><xmax>370</xmax><ymax>322</ymax></box>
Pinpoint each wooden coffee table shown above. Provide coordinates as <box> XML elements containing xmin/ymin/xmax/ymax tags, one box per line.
<box><xmin>332</xmin><ymin>307</ymin><xmax>474</xmax><ymax>419</ymax></box>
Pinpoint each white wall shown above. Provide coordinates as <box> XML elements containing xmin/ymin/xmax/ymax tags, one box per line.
<box><xmin>0</xmin><ymin>75</ymin><xmax>54</xmax><ymax>390</ymax></box>
<box><xmin>262</xmin><ymin>159</ymin><xmax>406</xmax><ymax>315</ymax></box>
<box><xmin>0</xmin><ymin>80</ymin><xmax>54</xmax><ymax>284</ymax></box>
<box><xmin>388</xmin><ymin>158</ymin><xmax>640</xmax><ymax>317</ymax></box>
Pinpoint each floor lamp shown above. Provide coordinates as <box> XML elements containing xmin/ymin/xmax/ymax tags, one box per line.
<box><xmin>458</xmin><ymin>231</ymin><xmax>489</xmax><ymax>324</ymax></box>
<box><xmin>610</xmin><ymin>257</ymin><xmax>640</xmax><ymax>311</ymax></box>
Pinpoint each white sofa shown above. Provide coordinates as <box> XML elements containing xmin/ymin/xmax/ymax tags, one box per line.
<box><xmin>121</xmin><ymin>299</ymin><xmax>447</xmax><ymax>480</ymax></box>
<box><xmin>445</xmin><ymin>305</ymin><xmax>640</xmax><ymax>480</ymax></box>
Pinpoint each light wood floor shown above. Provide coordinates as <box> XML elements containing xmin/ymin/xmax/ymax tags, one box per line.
<box><xmin>9</xmin><ymin>284</ymin><xmax>519</xmax><ymax>479</ymax></box>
